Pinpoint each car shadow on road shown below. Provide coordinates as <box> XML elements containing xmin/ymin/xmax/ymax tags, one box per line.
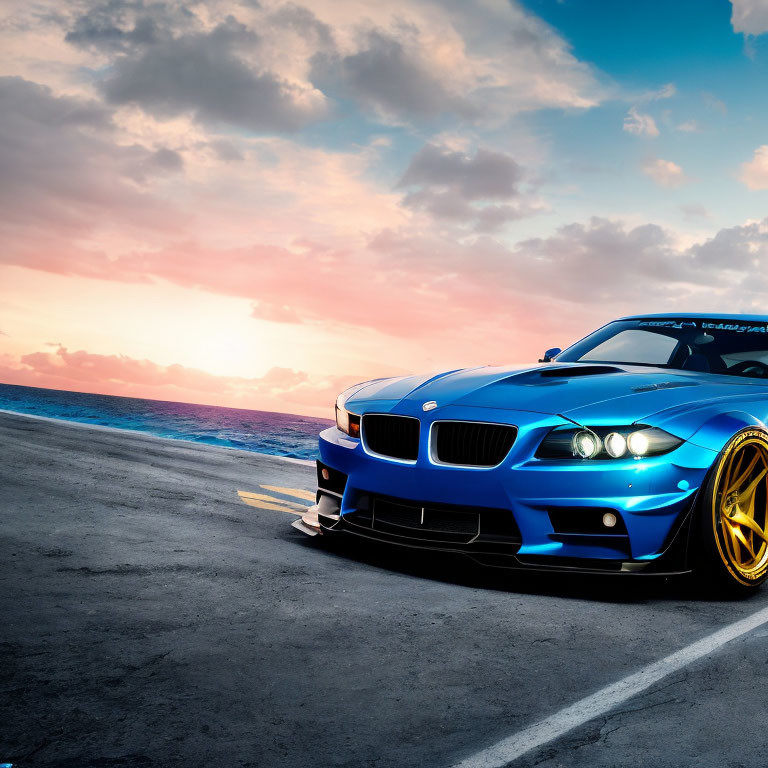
<box><xmin>288</xmin><ymin>531</ymin><xmax>756</xmax><ymax>605</ymax></box>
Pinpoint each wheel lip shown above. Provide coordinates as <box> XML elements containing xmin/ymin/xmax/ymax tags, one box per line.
<box><xmin>711</xmin><ymin>428</ymin><xmax>768</xmax><ymax>587</ymax></box>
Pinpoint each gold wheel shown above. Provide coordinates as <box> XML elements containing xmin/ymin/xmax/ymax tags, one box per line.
<box><xmin>711</xmin><ymin>430</ymin><xmax>768</xmax><ymax>586</ymax></box>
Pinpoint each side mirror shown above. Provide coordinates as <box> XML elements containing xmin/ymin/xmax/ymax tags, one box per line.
<box><xmin>539</xmin><ymin>347</ymin><xmax>561</xmax><ymax>363</ymax></box>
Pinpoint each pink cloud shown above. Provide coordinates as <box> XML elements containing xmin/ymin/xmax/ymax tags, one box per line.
<box><xmin>0</xmin><ymin>346</ymin><xmax>358</xmax><ymax>418</ymax></box>
<box><xmin>8</xmin><ymin>213</ymin><xmax>768</xmax><ymax>367</ymax></box>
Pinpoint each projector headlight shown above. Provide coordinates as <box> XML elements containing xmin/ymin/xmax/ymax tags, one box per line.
<box><xmin>537</xmin><ymin>425</ymin><xmax>682</xmax><ymax>460</ymax></box>
<box><xmin>573</xmin><ymin>430</ymin><xmax>602</xmax><ymax>459</ymax></box>
<box><xmin>335</xmin><ymin>387</ymin><xmax>362</xmax><ymax>438</ymax></box>
<box><xmin>604</xmin><ymin>432</ymin><xmax>628</xmax><ymax>458</ymax></box>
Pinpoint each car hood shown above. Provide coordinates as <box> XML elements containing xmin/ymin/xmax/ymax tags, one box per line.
<box><xmin>346</xmin><ymin>363</ymin><xmax>768</xmax><ymax>424</ymax></box>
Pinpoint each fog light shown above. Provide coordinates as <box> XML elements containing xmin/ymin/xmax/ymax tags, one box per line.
<box><xmin>321</xmin><ymin>468</ymin><xmax>330</xmax><ymax>481</ymax></box>
<box><xmin>602</xmin><ymin>512</ymin><xmax>618</xmax><ymax>528</ymax></box>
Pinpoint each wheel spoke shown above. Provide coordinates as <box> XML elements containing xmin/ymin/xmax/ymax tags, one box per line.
<box><xmin>727</xmin><ymin>453</ymin><xmax>760</xmax><ymax>496</ymax></box>
<box><xmin>746</xmin><ymin>486</ymin><xmax>757</xmax><ymax>519</ymax></box>
<box><xmin>728</xmin><ymin>508</ymin><xmax>768</xmax><ymax>544</ymax></box>
<box><xmin>731</xmin><ymin>524</ymin><xmax>758</xmax><ymax>562</ymax></box>
<box><xmin>725</xmin><ymin>450</ymin><xmax>744</xmax><ymax>496</ymax></box>
<box><xmin>736</xmin><ymin>468</ymin><xmax>768</xmax><ymax>507</ymax></box>
<box><xmin>725</xmin><ymin>523</ymin><xmax>743</xmax><ymax>564</ymax></box>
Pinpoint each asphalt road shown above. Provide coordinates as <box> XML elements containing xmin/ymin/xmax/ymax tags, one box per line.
<box><xmin>1</xmin><ymin>411</ymin><xmax>767</xmax><ymax>768</ymax></box>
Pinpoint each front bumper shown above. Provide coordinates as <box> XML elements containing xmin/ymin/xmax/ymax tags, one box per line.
<box><xmin>310</xmin><ymin>406</ymin><xmax>717</xmax><ymax>575</ymax></box>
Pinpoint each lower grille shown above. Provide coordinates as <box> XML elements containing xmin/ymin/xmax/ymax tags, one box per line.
<box><xmin>344</xmin><ymin>495</ymin><xmax>521</xmax><ymax>546</ymax></box>
<box><xmin>375</xmin><ymin>498</ymin><xmax>479</xmax><ymax>540</ymax></box>
<box><xmin>362</xmin><ymin>414</ymin><xmax>420</xmax><ymax>461</ymax></box>
<box><xmin>433</xmin><ymin>421</ymin><xmax>517</xmax><ymax>466</ymax></box>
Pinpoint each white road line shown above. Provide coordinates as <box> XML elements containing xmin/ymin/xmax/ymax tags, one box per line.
<box><xmin>450</xmin><ymin>603</ymin><xmax>768</xmax><ymax>768</ymax></box>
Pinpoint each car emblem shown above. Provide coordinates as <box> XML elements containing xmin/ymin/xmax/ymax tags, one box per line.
<box><xmin>422</xmin><ymin>401</ymin><xmax>437</xmax><ymax>411</ymax></box>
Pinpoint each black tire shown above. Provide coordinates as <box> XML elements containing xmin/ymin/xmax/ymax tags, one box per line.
<box><xmin>694</xmin><ymin>427</ymin><xmax>768</xmax><ymax>594</ymax></box>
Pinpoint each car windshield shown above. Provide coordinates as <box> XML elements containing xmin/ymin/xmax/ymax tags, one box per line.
<box><xmin>557</xmin><ymin>318</ymin><xmax>768</xmax><ymax>379</ymax></box>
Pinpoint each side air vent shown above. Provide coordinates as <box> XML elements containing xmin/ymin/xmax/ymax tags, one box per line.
<box><xmin>317</xmin><ymin>461</ymin><xmax>347</xmax><ymax>496</ymax></box>
<box><xmin>432</xmin><ymin>421</ymin><xmax>517</xmax><ymax>467</ymax></box>
<box><xmin>362</xmin><ymin>414</ymin><xmax>420</xmax><ymax>461</ymax></box>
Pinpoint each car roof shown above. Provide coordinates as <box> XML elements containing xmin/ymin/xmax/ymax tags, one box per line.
<box><xmin>617</xmin><ymin>313</ymin><xmax>768</xmax><ymax>323</ymax></box>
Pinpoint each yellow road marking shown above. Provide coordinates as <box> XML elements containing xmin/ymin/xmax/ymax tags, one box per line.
<box><xmin>237</xmin><ymin>495</ymin><xmax>302</xmax><ymax>515</ymax></box>
<box><xmin>236</xmin><ymin>488</ymin><xmax>314</xmax><ymax>515</ymax></box>
<box><xmin>237</xmin><ymin>491</ymin><xmax>305</xmax><ymax>510</ymax></box>
<box><xmin>260</xmin><ymin>485</ymin><xmax>316</xmax><ymax>502</ymax></box>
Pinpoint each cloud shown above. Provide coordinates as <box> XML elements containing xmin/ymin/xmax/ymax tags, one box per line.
<box><xmin>0</xmin><ymin>71</ymin><xmax>765</xmax><ymax>347</ymax></box>
<box><xmin>267</xmin><ymin>3</ymin><xmax>336</xmax><ymax>50</ymax></box>
<box><xmin>400</xmin><ymin>144</ymin><xmax>523</xmax><ymax>199</ymax></box>
<box><xmin>654</xmin><ymin>83</ymin><xmax>676</xmax><ymax>99</ymax></box>
<box><xmin>6</xmin><ymin>201</ymin><xmax>768</xmax><ymax>342</ymax></box>
<box><xmin>730</xmin><ymin>0</ymin><xmax>768</xmax><ymax>35</ymax></box>
<box><xmin>100</xmin><ymin>17</ymin><xmax>327</xmax><ymax>132</ymax></box>
<box><xmin>0</xmin><ymin>75</ymin><xmax>183</xmax><ymax>254</ymax></box>
<box><xmin>308</xmin><ymin>1</ymin><xmax>603</xmax><ymax>124</ymax></box>
<box><xmin>702</xmin><ymin>91</ymin><xmax>727</xmax><ymax>115</ymax></box>
<box><xmin>311</xmin><ymin>28</ymin><xmax>479</xmax><ymax>122</ymax></box>
<box><xmin>64</xmin><ymin>1</ymin><xmax>190</xmax><ymax>53</ymax></box>
<box><xmin>148</xmin><ymin>146</ymin><xmax>183</xmax><ymax>172</ymax></box>
<box><xmin>642</xmin><ymin>157</ymin><xmax>689</xmax><ymax>187</ymax></box>
<box><xmin>685</xmin><ymin>218</ymin><xmax>768</xmax><ymax>272</ymax></box>
<box><xmin>0</xmin><ymin>74</ymin><xmax>409</xmax><ymax>278</ymax></box>
<box><xmin>397</xmin><ymin>143</ymin><xmax>534</xmax><ymax>229</ymax></box>
<box><xmin>506</xmin><ymin>218</ymin><xmax>681</xmax><ymax>299</ymax></box>
<box><xmin>638</xmin><ymin>82</ymin><xmax>676</xmax><ymax>102</ymax></box>
<box><xmin>504</xmin><ymin>216</ymin><xmax>768</xmax><ymax>311</ymax></box>
<box><xmin>5</xmin><ymin>159</ymin><xmax>768</xmax><ymax>370</ymax></box>
<box><xmin>0</xmin><ymin>344</ymin><xmax>356</xmax><ymax>417</ymax></box>
<box><xmin>1</xmin><ymin>73</ymin><xmax>111</xmax><ymax>129</ymax></box>
<box><xmin>60</xmin><ymin>0</ymin><xmax>602</xmax><ymax>130</ymax></box>
<box><xmin>623</xmin><ymin>107</ymin><xmax>659</xmax><ymax>137</ymax></box>
<box><xmin>679</xmin><ymin>203</ymin><xmax>711</xmax><ymax>220</ymax></box>
<box><xmin>739</xmin><ymin>145</ymin><xmax>768</xmax><ymax>189</ymax></box>
<box><xmin>676</xmin><ymin>120</ymin><xmax>699</xmax><ymax>133</ymax></box>
<box><xmin>262</xmin><ymin>215</ymin><xmax>768</xmax><ymax>335</ymax></box>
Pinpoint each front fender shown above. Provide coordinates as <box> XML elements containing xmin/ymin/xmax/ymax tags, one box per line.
<box><xmin>674</xmin><ymin>410</ymin><xmax>767</xmax><ymax>453</ymax></box>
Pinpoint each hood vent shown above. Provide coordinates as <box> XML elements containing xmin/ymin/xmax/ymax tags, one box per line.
<box><xmin>538</xmin><ymin>365</ymin><xmax>623</xmax><ymax>379</ymax></box>
<box><xmin>493</xmin><ymin>365</ymin><xmax>625</xmax><ymax>388</ymax></box>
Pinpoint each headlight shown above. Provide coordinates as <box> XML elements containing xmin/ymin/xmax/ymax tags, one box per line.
<box><xmin>604</xmin><ymin>431</ymin><xmax>627</xmax><ymax>458</ymax></box>
<box><xmin>536</xmin><ymin>425</ymin><xmax>682</xmax><ymax>460</ymax></box>
<box><xmin>335</xmin><ymin>390</ymin><xmax>361</xmax><ymax>438</ymax></box>
<box><xmin>573</xmin><ymin>430</ymin><xmax>601</xmax><ymax>459</ymax></box>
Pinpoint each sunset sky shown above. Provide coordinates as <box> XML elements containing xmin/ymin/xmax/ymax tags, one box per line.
<box><xmin>3</xmin><ymin>0</ymin><xmax>768</xmax><ymax>417</ymax></box>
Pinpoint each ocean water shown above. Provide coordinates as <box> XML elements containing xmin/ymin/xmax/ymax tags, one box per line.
<box><xmin>0</xmin><ymin>383</ymin><xmax>333</xmax><ymax>460</ymax></box>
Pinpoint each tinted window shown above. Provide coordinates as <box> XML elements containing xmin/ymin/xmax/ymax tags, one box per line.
<box><xmin>579</xmin><ymin>330</ymin><xmax>678</xmax><ymax>365</ymax></box>
<box><xmin>558</xmin><ymin>318</ymin><xmax>768</xmax><ymax>378</ymax></box>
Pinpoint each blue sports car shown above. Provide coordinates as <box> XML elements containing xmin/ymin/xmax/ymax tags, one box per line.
<box><xmin>294</xmin><ymin>314</ymin><xmax>768</xmax><ymax>591</ymax></box>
